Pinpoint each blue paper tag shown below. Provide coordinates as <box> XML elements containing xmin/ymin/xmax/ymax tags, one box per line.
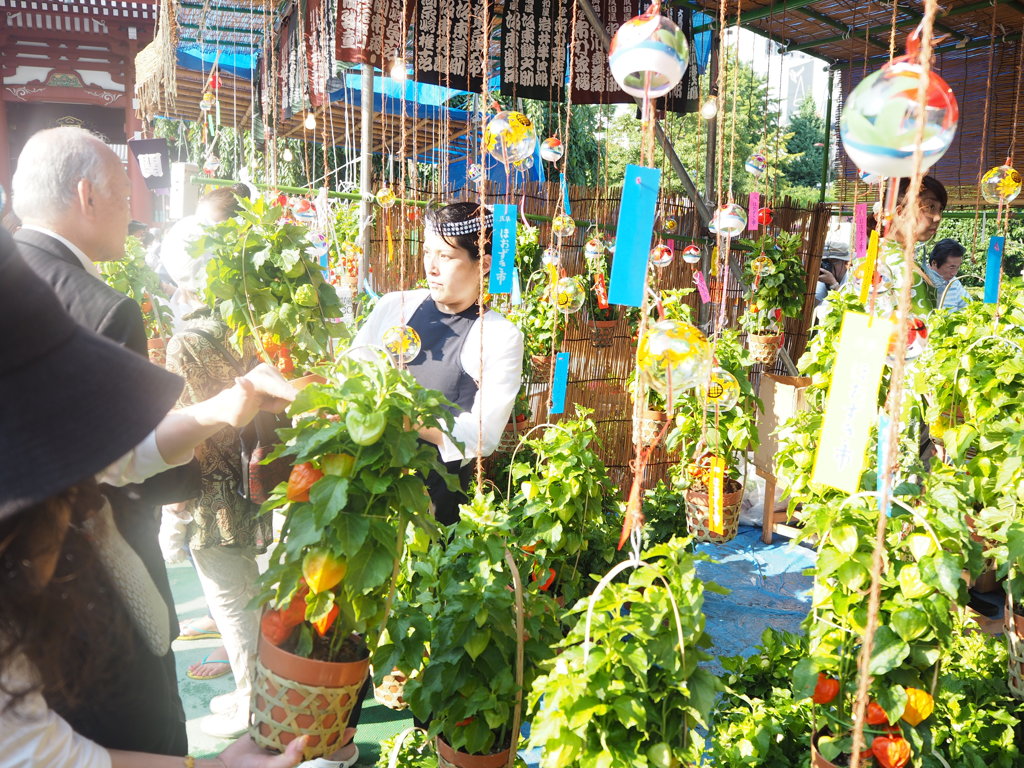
<box><xmin>609</xmin><ymin>165</ymin><xmax>662</xmax><ymax>307</ymax></box>
<box><xmin>984</xmin><ymin>235</ymin><xmax>1004</xmax><ymax>304</ymax></box>
<box><xmin>549</xmin><ymin>352</ymin><xmax>570</xmax><ymax>415</ymax></box>
<box><xmin>561</xmin><ymin>175</ymin><xmax>572</xmax><ymax>218</ymax></box>
<box><xmin>510</xmin><ymin>267</ymin><xmax>522</xmax><ymax>305</ymax></box>
<box><xmin>877</xmin><ymin>412</ymin><xmax>892</xmax><ymax>517</ymax></box>
<box><xmin>489</xmin><ymin>204</ymin><xmax>517</xmax><ymax>294</ymax></box>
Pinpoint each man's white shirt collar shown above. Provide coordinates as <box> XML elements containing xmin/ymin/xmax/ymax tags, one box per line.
<box><xmin>21</xmin><ymin>225</ymin><xmax>103</xmax><ymax>279</ymax></box>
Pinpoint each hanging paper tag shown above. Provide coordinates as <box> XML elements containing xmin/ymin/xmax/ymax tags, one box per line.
<box><xmin>710</xmin><ymin>245</ymin><xmax>719</xmax><ymax>277</ymax></box>
<box><xmin>984</xmin><ymin>235</ymin><xmax>1004</xmax><ymax>304</ymax></box>
<box><xmin>549</xmin><ymin>352</ymin><xmax>571</xmax><ymax>415</ymax></box>
<box><xmin>708</xmin><ymin>456</ymin><xmax>726</xmax><ymax>535</ymax></box>
<box><xmin>876</xmin><ymin>412</ymin><xmax>892</xmax><ymax>517</ymax></box>
<box><xmin>854</xmin><ymin>203</ymin><xmax>868</xmax><ymax>260</ymax></box>
<box><xmin>609</xmin><ymin>164</ymin><xmax>662</xmax><ymax>307</ymax></box>
<box><xmin>511</xmin><ymin>267</ymin><xmax>523</xmax><ymax>305</ymax></box>
<box><xmin>386</xmin><ymin>223</ymin><xmax>395</xmax><ymax>264</ymax></box>
<box><xmin>561</xmin><ymin>175</ymin><xmax>572</xmax><ymax>218</ymax></box>
<box><xmin>858</xmin><ymin>231</ymin><xmax>880</xmax><ymax>305</ymax></box>
<box><xmin>811</xmin><ymin>311</ymin><xmax>891</xmax><ymax>493</ymax></box>
<box><xmin>694</xmin><ymin>271</ymin><xmax>711</xmax><ymax>304</ymax></box>
<box><xmin>747</xmin><ymin>192</ymin><xmax>760</xmax><ymax>232</ymax></box>
<box><xmin>667</xmin><ymin>238</ymin><xmax>675</xmax><ymax>252</ymax></box>
<box><xmin>489</xmin><ymin>204</ymin><xmax>517</xmax><ymax>294</ymax></box>
<box><xmin>546</xmin><ymin>262</ymin><xmax>559</xmax><ymax>293</ymax></box>
<box><xmin>594</xmin><ymin>272</ymin><xmax>610</xmax><ymax>309</ymax></box>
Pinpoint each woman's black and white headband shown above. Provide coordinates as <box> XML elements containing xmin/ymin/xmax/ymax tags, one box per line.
<box><xmin>426</xmin><ymin>206</ymin><xmax>494</xmax><ymax>237</ymax></box>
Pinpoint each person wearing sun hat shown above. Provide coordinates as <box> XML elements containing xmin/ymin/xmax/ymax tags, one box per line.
<box><xmin>814</xmin><ymin>239</ymin><xmax>852</xmax><ymax>305</ymax></box>
<box><xmin>0</xmin><ymin>228</ymin><xmax>306</xmax><ymax>767</ymax></box>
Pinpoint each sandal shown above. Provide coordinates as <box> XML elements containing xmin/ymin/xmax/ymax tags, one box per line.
<box><xmin>176</xmin><ymin>616</ymin><xmax>221</xmax><ymax>642</ymax></box>
<box><xmin>298</xmin><ymin>745</ymin><xmax>360</xmax><ymax>768</ymax></box>
<box><xmin>186</xmin><ymin>654</ymin><xmax>232</xmax><ymax>681</ymax></box>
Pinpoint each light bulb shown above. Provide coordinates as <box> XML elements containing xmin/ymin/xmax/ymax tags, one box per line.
<box><xmin>282</xmin><ymin>147</ymin><xmax>294</xmax><ymax>162</ymax></box>
<box><xmin>390</xmin><ymin>57</ymin><xmax>408</xmax><ymax>82</ymax></box>
<box><xmin>700</xmin><ymin>95</ymin><xmax>718</xmax><ymax>120</ymax></box>
<box><xmin>304</xmin><ymin>113</ymin><xmax>316</xmax><ymax>130</ymax></box>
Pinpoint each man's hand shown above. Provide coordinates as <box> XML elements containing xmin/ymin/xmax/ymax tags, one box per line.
<box><xmin>210</xmin><ymin>363</ymin><xmax>297</xmax><ymax>428</ymax></box>
<box><xmin>819</xmin><ymin>268</ymin><xmax>838</xmax><ymax>288</ymax></box>
<box><xmin>217</xmin><ymin>735</ymin><xmax>307</xmax><ymax>768</ymax></box>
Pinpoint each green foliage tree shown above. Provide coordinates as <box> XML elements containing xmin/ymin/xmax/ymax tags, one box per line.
<box><xmin>522</xmin><ymin>100</ymin><xmax>606</xmax><ymax>187</ymax></box>
<box><xmin>784</xmin><ymin>95</ymin><xmax>827</xmax><ymax>190</ymax></box>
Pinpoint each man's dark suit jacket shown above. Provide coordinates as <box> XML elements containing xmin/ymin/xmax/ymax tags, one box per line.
<box><xmin>14</xmin><ymin>228</ymin><xmax>189</xmax><ymax>756</ymax></box>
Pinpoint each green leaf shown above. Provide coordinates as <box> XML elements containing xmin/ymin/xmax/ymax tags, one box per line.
<box><xmin>334</xmin><ymin>513</ymin><xmax>371</xmax><ymax>555</ymax></box>
<box><xmin>464</xmin><ymin>630</ymin><xmax>491</xmax><ymax>661</ymax></box>
<box><xmin>869</xmin><ymin>626</ymin><xmax>910</xmax><ymax>675</ymax></box>
<box><xmin>891</xmin><ymin>607</ymin><xmax>929</xmax><ymax>642</ymax></box>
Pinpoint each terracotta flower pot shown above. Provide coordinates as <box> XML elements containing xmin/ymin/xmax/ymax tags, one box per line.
<box><xmin>632</xmin><ymin>409</ymin><xmax>667</xmax><ymax>447</ymax></box>
<box><xmin>373</xmin><ymin>667</ymin><xmax>409</xmax><ymax>711</ymax></box>
<box><xmin>496</xmin><ymin>416</ymin><xmax>532</xmax><ymax>453</ymax></box>
<box><xmin>684</xmin><ymin>481</ymin><xmax>743</xmax><ymax>543</ymax></box>
<box><xmin>747</xmin><ymin>332</ymin><xmax>784</xmax><ymax>366</ymax></box>
<box><xmin>436</xmin><ymin>736</ymin><xmax>510</xmax><ymax>768</ymax></box>
<box><xmin>250</xmin><ymin>633</ymin><xmax>369</xmax><ymax>760</ymax></box>
<box><xmin>147</xmin><ymin>337</ymin><xmax>167</xmax><ymax>367</ymax></box>
<box><xmin>530</xmin><ymin>354</ymin><xmax>553</xmax><ymax>383</ymax></box>
<box><xmin>1004</xmin><ymin>595</ymin><xmax>1024</xmax><ymax>699</ymax></box>
<box><xmin>810</xmin><ymin>729</ymin><xmax>841</xmax><ymax>768</ymax></box>
<box><xmin>590</xmin><ymin>319</ymin><xmax>616</xmax><ymax>348</ymax></box>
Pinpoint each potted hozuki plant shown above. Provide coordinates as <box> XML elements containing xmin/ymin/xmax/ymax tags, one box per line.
<box><xmin>737</xmin><ymin>230</ymin><xmax>806</xmax><ymax>366</ymax></box>
<box><xmin>251</xmin><ymin>353</ymin><xmax>456</xmax><ymax>760</ymax></box>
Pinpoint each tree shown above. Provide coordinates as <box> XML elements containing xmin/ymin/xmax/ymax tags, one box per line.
<box><xmin>522</xmin><ymin>100</ymin><xmax>606</xmax><ymax>187</ymax></box>
<box><xmin>784</xmin><ymin>95</ymin><xmax>827</xmax><ymax>190</ymax></box>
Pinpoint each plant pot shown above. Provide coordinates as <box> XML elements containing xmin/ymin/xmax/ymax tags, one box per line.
<box><xmin>684</xmin><ymin>482</ymin><xmax>743</xmax><ymax>543</ymax></box>
<box><xmin>147</xmin><ymin>337</ymin><xmax>167</xmax><ymax>367</ymax></box>
<box><xmin>810</xmin><ymin>729</ymin><xmax>841</xmax><ymax>768</ymax></box>
<box><xmin>250</xmin><ymin>633</ymin><xmax>369</xmax><ymax>760</ymax></box>
<box><xmin>373</xmin><ymin>667</ymin><xmax>409</xmax><ymax>711</ymax></box>
<box><xmin>530</xmin><ymin>354</ymin><xmax>553</xmax><ymax>383</ymax></box>
<box><xmin>436</xmin><ymin>736</ymin><xmax>510</xmax><ymax>768</ymax></box>
<box><xmin>496</xmin><ymin>416</ymin><xmax>532</xmax><ymax>453</ymax></box>
<box><xmin>632</xmin><ymin>409</ymin><xmax>667</xmax><ymax>447</ymax></box>
<box><xmin>747</xmin><ymin>332</ymin><xmax>784</xmax><ymax>366</ymax></box>
<box><xmin>1004</xmin><ymin>596</ymin><xmax>1024</xmax><ymax>699</ymax></box>
<box><xmin>590</xmin><ymin>319</ymin><xmax>616</xmax><ymax>348</ymax></box>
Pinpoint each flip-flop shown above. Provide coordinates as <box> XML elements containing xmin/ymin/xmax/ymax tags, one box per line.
<box><xmin>176</xmin><ymin>617</ymin><xmax>222</xmax><ymax>642</ymax></box>
<box><xmin>186</xmin><ymin>655</ymin><xmax>232</xmax><ymax>681</ymax></box>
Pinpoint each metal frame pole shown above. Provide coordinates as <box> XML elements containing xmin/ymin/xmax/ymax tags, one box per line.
<box><xmin>577</xmin><ymin>0</ymin><xmax>711</xmax><ymax>225</ymax></box>
<box><xmin>358</xmin><ymin>63</ymin><xmax>375</xmax><ymax>288</ymax></box>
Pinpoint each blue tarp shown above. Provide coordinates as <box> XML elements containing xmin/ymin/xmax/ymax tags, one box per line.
<box><xmin>177</xmin><ymin>46</ymin><xmax>258</xmax><ymax>79</ymax></box>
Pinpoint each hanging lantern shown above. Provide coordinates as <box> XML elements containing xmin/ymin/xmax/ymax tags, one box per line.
<box><xmin>584</xmin><ymin>237</ymin><xmax>606</xmax><ymax>260</ymax></box>
<box><xmin>756</xmin><ymin>207</ymin><xmax>774</xmax><ymax>226</ymax></box>
<box><xmin>467</xmin><ymin>163</ymin><xmax>484</xmax><ymax>184</ymax></box>
<box><xmin>608</xmin><ymin>2</ymin><xmax>690</xmax><ymax>99</ymax></box>
<box><xmin>200</xmin><ymin>92</ymin><xmax>217</xmax><ymax>113</ymax></box>
<box><xmin>307</xmin><ymin>232</ymin><xmax>329</xmax><ymax>258</ymax></box>
<box><xmin>709</xmin><ymin>203</ymin><xmax>747</xmax><ymax>237</ymax></box>
<box><xmin>552</xmin><ymin>214</ymin><xmax>577</xmax><ymax>238</ymax></box>
<box><xmin>383</xmin><ymin>325</ymin><xmax>422</xmax><ymax>364</ymax></box>
<box><xmin>540</xmin><ymin>137</ymin><xmax>564</xmax><ymax>162</ymax></box>
<box><xmin>292</xmin><ymin>198</ymin><xmax>316</xmax><ymax>222</ymax></box>
<box><xmin>751</xmin><ymin>255</ymin><xmax>775</xmax><ymax>276</ymax></box>
<box><xmin>516</xmin><ymin>155</ymin><xmax>535</xmax><ymax>170</ymax></box>
<box><xmin>541</xmin><ymin>247</ymin><xmax>561</xmax><ymax>266</ymax></box>
<box><xmin>980</xmin><ymin>164</ymin><xmax>1023</xmax><ymax>204</ymax></box>
<box><xmin>839</xmin><ymin>29</ymin><xmax>958</xmax><ymax>178</ymax></box>
<box><xmin>484</xmin><ymin>111</ymin><xmax>538</xmax><ymax>165</ymax></box>
<box><xmin>681</xmin><ymin>243</ymin><xmax>702</xmax><ymax>264</ymax></box>
<box><xmin>304</xmin><ymin>113</ymin><xmax>317</xmax><ymax>130</ymax></box>
<box><xmin>202</xmin><ymin>154</ymin><xmax>222</xmax><ymax>174</ymax></box>
<box><xmin>282</xmin><ymin>147</ymin><xmax>294</xmax><ymax>163</ymax></box>
<box><xmin>649</xmin><ymin>244</ymin><xmax>674</xmax><ymax>267</ymax></box>
<box><xmin>554</xmin><ymin>277</ymin><xmax>586</xmax><ymax>313</ymax></box>
<box><xmin>886</xmin><ymin>314</ymin><xmax>929</xmax><ymax>363</ymax></box>
<box><xmin>637</xmin><ymin>320</ymin><xmax>712</xmax><ymax>405</ymax></box>
<box><xmin>744</xmin><ymin>153</ymin><xmax>768</xmax><ymax>178</ymax></box>
<box><xmin>376</xmin><ymin>187</ymin><xmax>397</xmax><ymax>209</ymax></box>
<box><xmin>662</xmin><ymin>215</ymin><xmax>679</xmax><ymax>233</ymax></box>
<box><xmin>703</xmin><ymin>367</ymin><xmax>741</xmax><ymax>412</ymax></box>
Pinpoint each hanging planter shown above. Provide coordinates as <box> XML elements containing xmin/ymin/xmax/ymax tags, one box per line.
<box><xmin>436</xmin><ymin>736</ymin><xmax>511</xmax><ymax>768</ymax></box>
<box><xmin>530</xmin><ymin>354</ymin><xmax>554</xmax><ymax>383</ymax></box>
<box><xmin>684</xmin><ymin>478</ymin><xmax>743</xmax><ymax>543</ymax></box>
<box><xmin>590</xmin><ymin>319</ymin><xmax>617</xmax><ymax>348</ymax></box>
<box><xmin>250</xmin><ymin>633</ymin><xmax>369</xmax><ymax>760</ymax></box>
<box><xmin>373</xmin><ymin>667</ymin><xmax>409</xmax><ymax>711</ymax></box>
<box><xmin>496</xmin><ymin>414</ymin><xmax>532</xmax><ymax>454</ymax></box>
<box><xmin>747</xmin><ymin>332</ymin><xmax>784</xmax><ymax>366</ymax></box>
<box><xmin>1005</xmin><ymin>595</ymin><xmax>1024</xmax><ymax>700</ymax></box>
<box><xmin>147</xmin><ymin>337</ymin><xmax>168</xmax><ymax>367</ymax></box>
<box><xmin>633</xmin><ymin>408</ymin><xmax>667</xmax><ymax>448</ymax></box>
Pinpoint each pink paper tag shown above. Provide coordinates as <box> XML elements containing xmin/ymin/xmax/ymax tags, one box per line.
<box><xmin>855</xmin><ymin>203</ymin><xmax>868</xmax><ymax>259</ymax></box>
<box><xmin>667</xmin><ymin>238</ymin><xmax>675</xmax><ymax>251</ymax></box>
<box><xmin>694</xmin><ymin>271</ymin><xmax>711</xmax><ymax>303</ymax></box>
<box><xmin>748</xmin><ymin>192</ymin><xmax>760</xmax><ymax>231</ymax></box>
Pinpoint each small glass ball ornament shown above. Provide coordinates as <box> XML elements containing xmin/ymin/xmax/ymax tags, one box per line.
<box><xmin>200</xmin><ymin>92</ymin><xmax>217</xmax><ymax>112</ymax></box>
<box><xmin>467</xmin><ymin>163</ymin><xmax>484</xmax><ymax>184</ymax></box>
<box><xmin>662</xmin><ymin>215</ymin><xmax>679</xmax><ymax>233</ymax></box>
<box><xmin>980</xmin><ymin>164</ymin><xmax>1023</xmax><ymax>204</ymax></box>
<box><xmin>649</xmin><ymin>243</ymin><xmax>674</xmax><ymax>267</ymax></box>
<box><xmin>292</xmin><ymin>198</ymin><xmax>316</xmax><ymax>222</ymax></box>
<box><xmin>884</xmin><ymin>314</ymin><xmax>929</xmax><ymax>363</ymax></box>
<box><xmin>552</xmin><ymin>214</ymin><xmax>576</xmax><ymax>238</ymax></box>
<box><xmin>584</xmin><ymin>237</ymin><xmax>606</xmax><ymax>260</ymax></box>
<box><xmin>484</xmin><ymin>111</ymin><xmax>538</xmax><ymax>165</ymax></box>
<box><xmin>858</xmin><ymin>169</ymin><xmax>885</xmax><ymax>185</ymax></box>
<box><xmin>744</xmin><ymin>153</ymin><xmax>768</xmax><ymax>178</ymax></box>
<box><xmin>703</xmin><ymin>366</ymin><xmax>741</xmax><ymax>412</ymax></box>
<box><xmin>751</xmin><ymin>254</ymin><xmax>775</xmax><ymax>276</ymax></box>
<box><xmin>637</xmin><ymin>319</ymin><xmax>713</xmax><ymax>405</ymax></box>
<box><xmin>383</xmin><ymin>324</ymin><xmax>422</xmax><ymax>364</ymax></box>
<box><xmin>554</xmin><ymin>276</ymin><xmax>586</xmax><ymax>313</ymax></box>
<box><xmin>202</xmin><ymin>154</ymin><xmax>221</xmax><ymax>174</ymax></box>
<box><xmin>516</xmin><ymin>155</ymin><xmax>535</xmax><ymax>170</ymax></box>
<box><xmin>681</xmin><ymin>243</ymin><xmax>702</xmax><ymax>264</ymax></box>
<box><xmin>709</xmin><ymin>203</ymin><xmax>748</xmax><ymax>237</ymax></box>
<box><xmin>376</xmin><ymin>187</ymin><xmax>397</xmax><ymax>209</ymax></box>
<box><xmin>756</xmin><ymin>207</ymin><xmax>774</xmax><ymax>226</ymax></box>
<box><xmin>541</xmin><ymin>247</ymin><xmax>561</xmax><ymax>267</ymax></box>
<box><xmin>540</xmin><ymin>137</ymin><xmax>564</xmax><ymax>162</ymax></box>
<box><xmin>307</xmin><ymin>231</ymin><xmax>329</xmax><ymax>257</ymax></box>
<box><xmin>839</xmin><ymin>38</ymin><xmax>959</xmax><ymax>178</ymax></box>
<box><xmin>608</xmin><ymin>6</ymin><xmax>690</xmax><ymax>99</ymax></box>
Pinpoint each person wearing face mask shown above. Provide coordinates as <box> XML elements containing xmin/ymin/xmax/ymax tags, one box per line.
<box><xmin>923</xmin><ymin>238</ymin><xmax>969</xmax><ymax>311</ymax></box>
<box><xmin>352</xmin><ymin>202</ymin><xmax>524</xmax><ymax>526</ymax></box>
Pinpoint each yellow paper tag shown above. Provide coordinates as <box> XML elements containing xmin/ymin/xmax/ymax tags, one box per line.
<box><xmin>811</xmin><ymin>311</ymin><xmax>891</xmax><ymax>493</ymax></box>
<box><xmin>858</xmin><ymin>230</ymin><xmax>879</xmax><ymax>304</ymax></box>
<box><xmin>710</xmin><ymin>245</ymin><xmax>720</xmax><ymax>277</ymax></box>
<box><xmin>386</xmin><ymin>223</ymin><xmax>395</xmax><ymax>264</ymax></box>
<box><xmin>708</xmin><ymin>456</ymin><xmax>726</xmax><ymax>534</ymax></box>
